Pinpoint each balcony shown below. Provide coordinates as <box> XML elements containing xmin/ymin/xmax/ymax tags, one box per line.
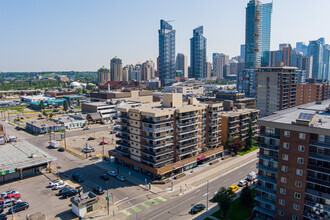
<box><xmin>116</xmin><ymin>120</ymin><xmax>129</xmax><ymax>127</ymax></box>
<box><xmin>310</xmin><ymin>141</ymin><xmax>330</xmax><ymax>149</ymax></box>
<box><xmin>177</xmin><ymin>148</ymin><xmax>200</xmax><ymax>157</ymax></box>
<box><xmin>259</xmin><ymin>133</ymin><xmax>280</xmax><ymax>139</ymax></box>
<box><xmin>306</xmin><ymin>188</ymin><xmax>330</xmax><ymax>200</ymax></box>
<box><xmin>177</xmin><ymin>120</ymin><xmax>201</xmax><ymax>128</ymax></box>
<box><xmin>177</xmin><ymin>135</ymin><xmax>202</xmax><ymax>143</ymax></box>
<box><xmin>142</xmin><ymin>118</ymin><xmax>173</xmax><ymax>124</ymax></box>
<box><xmin>306</xmin><ymin>176</ymin><xmax>329</xmax><ymax>187</ymax></box>
<box><xmin>257</xmin><ymin>165</ymin><xmax>278</xmax><ymax>174</ymax></box>
<box><xmin>142</xmin><ymin>135</ymin><xmax>173</xmax><ymax>141</ymax></box>
<box><xmin>178</xmin><ymin>114</ymin><xmax>200</xmax><ymax>120</ymax></box>
<box><xmin>142</xmin><ymin>142</ymin><xmax>173</xmax><ymax>150</ymax></box>
<box><xmin>116</xmin><ymin>140</ymin><xmax>130</xmax><ymax>148</ymax></box>
<box><xmin>257</xmin><ymin>175</ymin><xmax>277</xmax><ymax>184</ymax></box>
<box><xmin>142</xmin><ymin>126</ymin><xmax>173</xmax><ymax>133</ymax></box>
<box><xmin>305</xmin><ymin>200</ymin><xmax>330</xmax><ymax>213</ymax></box>
<box><xmin>177</xmin><ymin>128</ymin><xmax>202</xmax><ymax>136</ymax></box>
<box><xmin>309</xmin><ymin>153</ymin><xmax>330</xmax><ymax>162</ymax></box>
<box><xmin>256</xmin><ymin>186</ymin><xmax>276</xmax><ymax>195</ymax></box>
<box><xmin>116</xmin><ymin>148</ymin><xmax>130</xmax><ymax>155</ymax></box>
<box><xmin>258</xmin><ymin>154</ymin><xmax>278</xmax><ymax>162</ymax></box>
<box><xmin>307</xmin><ymin>164</ymin><xmax>330</xmax><ymax>174</ymax></box>
<box><xmin>142</xmin><ymin>155</ymin><xmax>173</xmax><ymax>165</ymax></box>
<box><xmin>257</xmin><ymin>142</ymin><xmax>279</xmax><ymax>152</ymax></box>
<box><xmin>177</xmin><ymin>142</ymin><xmax>199</xmax><ymax>150</ymax></box>
<box><xmin>116</xmin><ymin>134</ymin><xmax>130</xmax><ymax>141</ymax></box>
<box><xmin>253</xmin><ymin>206</ymin><xmax>274</xmax><ymax>218</ymax></box>
<box><xmin>255</xmin><ymin>196</ymin><xmax>275</xmax><ymax>206</ymax></box>
<box><xmin>142</xmin><ymin>148</ymin><xmax>173</xmax><ymax>157</ymax></box>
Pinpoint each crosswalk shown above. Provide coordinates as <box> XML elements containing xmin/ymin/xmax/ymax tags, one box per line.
<box><xmin>120</xmin><ymin>196</ymin><xmax>167</xmax><ymax>216</ymax></box>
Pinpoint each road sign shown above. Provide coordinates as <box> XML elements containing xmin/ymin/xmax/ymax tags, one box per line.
<box><xmin>105</xmin><ymin>195</ymin><xmax>112</xmax><ymax>201</ymax></box>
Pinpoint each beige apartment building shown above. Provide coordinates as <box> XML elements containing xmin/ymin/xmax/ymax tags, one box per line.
<box><xmin>109</xmin><ymin>93</ymin><xmax>223</xmax><ymax>179</ymax></box>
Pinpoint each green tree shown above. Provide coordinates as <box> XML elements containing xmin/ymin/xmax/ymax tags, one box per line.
<box><xmin>63</xmin><ymin>100</ymin><xmax>69</xmax><ymax>111</ymax></box>
<box><xmin>240</xmin><ymin>186</ymin><xmax>253</xmax><ymax>207</ymax></box>
<box><xmin>245</xmin><ymin>119</ymin><xmax>255</xmax><ymax>150</ymax></box>
<box><xmin>77</xmin><ymin>99</ymin><xmax>80</xmax><ymax>107</ymax></box>
<box><xmin>39</xmin><ymin>100</ymin><xmax>45</xmax><ymax>110</ymax></box>
<box><xmin>49</xmin><ymin>113</ymin><xmax>54</xmax><ymax>119</ymax></box>
<box><xmin>213</xmin><ymin>187</ymin><xmax>235</xmax><ymax>218</ymax></box>
<box><xmin>224</xmin><ymin>135</ymin><xmax>234</xmax><ymax>151</ymax></box>
<box><xmin>228</xmin><ymin>138</ymin><xmax>245</xmax><ymax>155</ymax></box>
<box><xmin>42</xmin><ymin>110</ymin><xmax>47</xmax><ymax>117</ymax></box>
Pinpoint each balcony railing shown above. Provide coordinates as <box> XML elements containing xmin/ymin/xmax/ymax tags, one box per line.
<box><xmin>142</xmin><ymin>118</ymin><xmax>173</xmax><ymax>124</ymax></box>
<box><xmin>305</xmin><ymin>188</ymin><xmax>330</xmax><ymax>200</ymax></box>
<box><xmin>307</xmin><ymin>164</ymin><xmax>330</xmax><ymax>174</ymax></box>
<box><xmin>257</xmin><ymin>165</ymin><xmax>278</xmax><ymax>174</ymax></box>
<box><xmin>142</xmin><ymin>148</ymin><xmax>173</xmax><ymax>157</ymax></box>
<box><xmin>257</xmin><ymin>175</ymin><xmax>277</xmax><ymax>185</ymax></box>
<box><xmin>306</xmin><ymin>176</ymin><xmax>329</xmax><ymax>187</ymax></box>
<box><xmin>116</xmin><ymin>134</ymin><xmax>130</xmax><ymax>141</ymax></box>
<box><xmin>256</xmin><ymin>186</ymin><xmax>276</xmax><ymax>195</ymax></box>
<box><xmin>258</xmin><ymin>154</ymin><xmax>278</xmax><ymax>162</ymax></box>
<box><xmin>257</xmin><ymin>142</ymin><xmax>279</xmax><ymax>152</ymax></box>
<box><xmin>255</xmin><ymin>196</ymin><xmax>275</xmax><ymax>206</ymax></box>
<box><xmin>177</xmin><ymin>135</ymin><xmax>202</xmax><ymax>142</ymax></box>
<box><xmin>310</xmin><ymin>141</ymin><xmax>330</xmax><ymax>149</ymax></box>
<box><xmin>142</xmin><ymin>155</ymin><xmax>173</xmax><ymax>164</ymax></box>
<box><xmin>309</xmin><ymin>153</ymin><xmax>330</xmax><ymax>162</ymax></box>
<box><xmin>259</xmin><ymin>133</ymin><xmax>280</xmax><ymax>139</ymax></box>
<box><xmin>142</xmin><ymin>126</ymin><xmax>173</xmax><ymax>133</ymax></box>
<box><xmin>142</xmin><ymin>135</ymin><xmax>173</xmax><ymax>141</ymax></box>
<box><xmin>115</xmin><ymin>148</ymin><xmax>130</xmax><ymax>155</ymax></box>
<box><xmin>142</xmin><ymin>142</ymin><xmax>173</xmax><ymax>149</ymax></box>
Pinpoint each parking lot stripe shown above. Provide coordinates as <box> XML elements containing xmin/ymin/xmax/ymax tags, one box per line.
<box><xmin>149</xmin><ymin>199</ymin><xmax>159</xmax><ymax>205</ymax></box>
<box><xmin>121</xmin><ymin>210</ymin><xmax>132</xmax><ymax>216</ymax></box>
<box><xmin>141</xmin><ymin>203</ymin><xmax>150</xmax><ymax>208</ymax></box>
<box><xmin>157</xmin><ymin>196</ymin><xmax>167</xmax><ymax>202</ymax></box>
<box><xmin>132</xmin><ymin>206</ymin><xmax>142</xmax><ymax>212</ymax></box>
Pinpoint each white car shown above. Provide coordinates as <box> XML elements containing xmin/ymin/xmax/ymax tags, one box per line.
<box><xmin>0</xmin><ymin>199</ymin><xmax>22</xmax><ymax>208</ymax></box>
<box><xmin>108</xmin><ymin>171</ymin><xmax>117</xmax><ymax>177</ymax></box>
<box><xmin>49</xmin><ymin>179</ymin><xmax>63</xmax><ymax>188</ymax></box>
<box><xmin>53</xmin><ymin>182</ymin><xmax>68</xmax><ymax>190</ymax></box>
<box><xmin>1</xmin><ymin>191</ymin><xmax>19</xmax><ymax>198</ymax></box>
<box><xmin>238</xmin><ymin>180</ymin><xmax>248</xmax><ymax>187</ymax></box>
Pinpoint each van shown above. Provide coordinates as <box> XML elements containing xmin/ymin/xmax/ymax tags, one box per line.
<box><xmin>247</xmin><ymin>171</ymin><xmax>257</xmax><ymax>181</ymax></box>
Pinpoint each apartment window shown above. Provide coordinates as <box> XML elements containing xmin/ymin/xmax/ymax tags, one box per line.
<box><xmin>278</xmin><ymin>210</ymin><xmax>284</xmax><ymax>216</ymax></box>
<box><xmin>280</xmin><ymin>177</ymin><xmax>287</xmax><ymax>183</ymax></box>
<box><xmin>284</xmin><ymin>131</ymin><xmax>290</xmax><ymax>137</ymax></box>
<box><xmin>281</xmin><ymin>166</ymin><xmax>288</xmax><ymax>172</ymax></box>
<box><xmin>279</xmin><ymin>199</ymin><xmax>285</xmax><ymax>205</ymax></box>
<box><xmin>298</xmin><ymin>145</ymin><xmax>305</xmax><ymax>152</ymax></box>
<box><xmin>282</xmin><ymin>154</ymin><xmax>289</xmax><ymax>161</ymax></box>
<box><xmin>296</xmin><ymin>169</ymin><xmax>303</xmax><ymax>176</ymax></box>
<box><xmin>297</xmin><ymin>157</ymin><xmax>304</xmax><ymax>164</ymax></box>
<box><xmin>292</xmin><ymin>215</ymin><xmax>299</xmax><ymax>220</ymax></box>
<box><xmin>280</xmin><ymin>188</ymin><xmax>286</xmax><ymax>195</ymax></box>
<box><xmin>295</xmin><ymin>181</ymin><xmax>302</xmax><ymax>188</ymax></box>
<box><xmin>283</xmin><ymin>142</ymin><xmax>290</xmax><ymax>149</ymax></box>
<box><xmin>318</xmin><ymin>135</ymin><xmax>325</xmax><ymax>143</ymax></box>
<box><xmin>293</xmin><ymin>203</ymin><xmax>300</xmax><ymax>211</ymax></box>
<box><xmin>294</xmin><ymin>192</ymin><xmax>301</xmax><ymax>199</ymax></box>
<box><xmin>299</xmin><ymin>133</ymin><xmax>306</xmax><ymax>140</ymax></box>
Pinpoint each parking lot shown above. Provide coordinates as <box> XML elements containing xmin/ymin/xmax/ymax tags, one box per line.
<box><xmin>0</xmin><ymin>173</ymin><xmax>77</xmax><ymax>219</ymax></box>
<box><xmin>60</xmin><ymin>127</ymin><xmax>117</xmax><ymax>159</ymax></box>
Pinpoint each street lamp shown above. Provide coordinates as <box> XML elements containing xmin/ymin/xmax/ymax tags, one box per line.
<box><xmin>128</xmin><ymin>202</ymin><xmax>137</xmax><ymax>220</ymax></box>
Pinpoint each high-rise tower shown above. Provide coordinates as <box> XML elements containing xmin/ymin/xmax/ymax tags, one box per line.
<box><xmin>159</xmin><ymin>20</ymin><xmax>176</xmax><ymax>86</ymax></box>
<box><xmin>110</xmin><ymin>56</ymin><xmax>122</xmax><ymax>81</ymax></box>
<box><xmin>245</xmin><ymin>0</ymin><xmax>272</xmax><ymax>69</ymax></box>
<box><xmin>190</xmin><ymin>26</ymin><xmax>207</xmax><ymax>80</ymax></box>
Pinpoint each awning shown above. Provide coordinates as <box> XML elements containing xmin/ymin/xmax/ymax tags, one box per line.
<box><xmin>198</xmin><ymin>154</ymin><xmax>206</xmax><ymax>160</ymax></box>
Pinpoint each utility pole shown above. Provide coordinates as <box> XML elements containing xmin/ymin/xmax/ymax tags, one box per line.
<box><xmin>206</xmin><ymin>180</ymin><xmax>209</xmax><ymax>210</ymax></box>
<box><xmin>64</xmin><ymin>132</ymin><xmax>67</xmax><ymax>149</ymax></box>
<box><xmin>107</xmin><ymin>181</ymin><xmax>109</xmax><ymax>215</ymax></box>
<box><xmin>103</xmin><ymin>137</ymin><xmax>105</xmax><ymax>155</ymax></box>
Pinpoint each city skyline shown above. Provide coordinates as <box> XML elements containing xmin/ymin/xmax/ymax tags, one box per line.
<box><xmin>1</xmin><ymin>0</ymin><xmax>330</xmax><ymax>72</ymax></box>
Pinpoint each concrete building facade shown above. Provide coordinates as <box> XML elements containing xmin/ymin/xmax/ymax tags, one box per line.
<box><xmin>97</xmin><ymin>67</ymin><xmax>110</xmax><ymax>84</ymax></box>
<box><xmin>110</xmin><ymin>57</ymin><xmax>123</xmax><ymax>81</ymax></box>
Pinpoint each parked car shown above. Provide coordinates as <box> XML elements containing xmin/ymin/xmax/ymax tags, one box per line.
<box><xmin>0</xmin><ymin>194</ymin><xmax>20</xmax><ymax>201</ymax></box>
<box><xmin>0</xmin><ymin>199</ymin><xmax>22</xmax><ymax>208</ymax></box>
<box><xmin>15</xmin><ymin>126</ymin><xmax>22</xmax><ymax>131</ymax></box>
<box><xmin>190</xmin><ymin>204</ymin><xmax>206</xmax><ymax>214</ymax></box>
<box><xmin>107</xmin><ymin>171</ymin><xmax>117</xmax><ymax>177</ymax></box>
<box><xmin>7</xmin><ymin>202</ymin><xmax>29</xmax><ymax>214</ymax></box>
<box><xmin>72</xmin><ymin>173</ymin><xmax>84</xmax><ymax>183</ymax></box>
<box><xmin>110</xmin><ymin>131</ymin><xmax>117</xmax><ymax>134</ymax></box>
<box><xmin>53</xmin><ymin>182</ymin><xmax>68</xmax><ymax>190</ymax></box>
<box><xmin>92</xmin><ymin>185</ymin><xmax>104</xmax><ymax>195</ymax></box>
<box><xmin>99</xmin><ymin>141</ymin><xmax>108</xmax><ymax>145</ymax></box>
<box><xmin>1</xmin><ymin>191</ymin><xmax>19</xmax><ymax>198</ymax></box>
<box><xmin>0</xmin><ymin>214</ymin><xmax>6</xmax><ymax>220</ymax></box>
<box><xmin>247</xmin><ymin>171</ymin><xmax>257</xmax><ymax>181</ymax></box>
<box><xmin>49</xmin><ymin>180</ymin><xmax>63</xmax><ymax>188</ymax></box>
<box><xmin>59</xmin><ymin>187</ymin><xmax>74</xmax><ymax>196</ymax></box>
<box><xmin>83</xmin><ymin>127</ymin><xmax>90</xmax><ymax>131</ymax></box>
<box><xmin>116</xmin><ymin>175</ymin><xmax>126</xmax><ymax>182</ymax></box>
<box><xmin>81</xmin><ymin>147</ymin><xmax>95</xmax><ymax>153</ymax></box>
<box><xmin>228</xmin><ymin>185</ymin><xmax>239</xmax><ymax>192</ymax></box>
<box><xmin>87</xmin><ymin>137</ymin><xmax>95</xmax><ymax>141</ymax></box>
<box><xmin>62</xmin><ymin>189</ymin><xmax>78</xmax><ymax>199</ymax></box>
<box><xmin>58</xmin><ymin>147</ymin><xmax>65</xmax><ymax>152</ymax></box>
<box><xmin>100</xmin><ymin>174</ymin><xmax>109</xmax><ymax>181</ymax></box>
<box><xmin>238</xmin><ymin>180</ymin><xmax>248</xmax><ymax>187</ymax></box>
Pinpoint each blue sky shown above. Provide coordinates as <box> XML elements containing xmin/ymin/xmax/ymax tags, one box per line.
<box><xmin>1</xmin><ymin>0</ymin><xmax>329</xmax><ymax>72</ymax></box>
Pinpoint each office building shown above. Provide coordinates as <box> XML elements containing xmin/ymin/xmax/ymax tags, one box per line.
<box><xmin>254</xmin><ymin>100</ymin><xmax>330</xmax><ymax>219</ymax></box>
<box><xmin>110</xmin><ymin>57</ymin><xmax>122</xmax><ymax>81</ymax></box>
<box><xmin>256</xmin><ymin>67</ymin><xmax>297</xmax><ymax>117</ymax></box>
<box><xmin>206</xmin><ymin>61</ymin><xmax>212</xmax><ymax>80</ymax></box>
<box><xmin>296</xmin><ymin>81</ymin><xmax>329</xmax><ymax>106</ymax></box>
<box><xmin>110</xmin><ymin>94</ymin><xmax>224</xmax><ymax>179</ymax></box>
<box><xmin>141</xmin><ymin>60</ymin><xmax>155</xmax><ymax>81</ymax></box>
<box><xmin>159</xmin><ymin>20</ymin><xmax>176</xmax><ymax>86</ymax></box>
<box><xmin>302</xmin><ymin>56</ymin><xmax>313</xmax><ymax>79</ymax></box>
<box><xmin>176</xmin><ymin>53</ymin><xmax>188</xmax><ymax>78</ymax></box>
<box><xmin>237</xmin><ymin>69</ymin><xmax>258</xmax><ymax>98</ymax></box>
<box><xmin>241</xmin><ymin>45</ymin><xmax>246</xmax><ymax>61</ymax></box>
<box><xmin>323</xmin><ymin>45</ymin><xmax>330</xmax><ymax>81</ymax></box>
<box><xmin>213</xmin><ymin>53</ymin><xmax>229</xmax><ymax>79</ymax></box>
<box><xmin>296</xmin><ymin>42</ymin><xmax>308</xmax><ymax>56</ymax></box>
<box><xmin>308</xmin><ymin>40</ymin><xmax>323</xmax><ymax>80</ymax></box>
<box><xmin>190</xmin><ymin>26</ymin><xmax>207</xmax><ymax>80</ymax></box>
<box><xmin>216</xmin><ymin>91</ymin><xmax>257</xmax><ymax>109</ymax></box>
<box><xmin>98</xmin><ymin>67</ymin><xmax>110</xmax><ymax>84</ymax></box>
<box><xmin>245</xmin><ymin>0</ymin><xmax>273</xmax><ymax>69</ymax></box>
<box><xmin>89</xmin><ymin>90</ymin><xmax>153</xmax><ymax>103</ymax></box>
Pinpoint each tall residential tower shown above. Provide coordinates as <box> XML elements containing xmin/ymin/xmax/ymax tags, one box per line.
<box><xmin>190</xmin><ymin>26</ymin><xmax>207</xmax><ymax>80</ymax></box>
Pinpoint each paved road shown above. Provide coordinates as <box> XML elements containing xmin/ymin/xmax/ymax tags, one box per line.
<box><xmin>117</xmin><ymin>159</ymin><xmax>258</xmax><ymax>220</ymax></box>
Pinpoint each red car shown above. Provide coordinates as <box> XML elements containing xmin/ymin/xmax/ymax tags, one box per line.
<box><xmin>99</xmin><ymin>141</ymin><xmax>108</xmax><ymax>145</ymax></box>
<box><xmin>0</xmin><ymin>194</ymin><xmax>20</xmax><ymax>201</ymax></box>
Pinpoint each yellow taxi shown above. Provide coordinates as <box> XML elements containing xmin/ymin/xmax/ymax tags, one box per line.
<box><xmin>228</xmin><ymin>185</ymin><xmax>239</xmax><ymax>192</ymax></box>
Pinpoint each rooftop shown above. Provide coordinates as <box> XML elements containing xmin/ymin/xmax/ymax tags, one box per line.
<box><xmin>0</xmin><ymin>141</ymin><xmax>56</xmax><ymax>172</ymax></box>
<box><xmin>221</xmin><ymin>108</ymin><xmax>259</xmax><ymax>117</ymax></box>
<box><xmin>26</xmin><ymin>119</ymin><xmax>61</xmax><ymax>128</ymax></box>
<box><xmin>259</xmin><ymin>100</ymin><xmax>330</xmax><ymax>130</ymax></box>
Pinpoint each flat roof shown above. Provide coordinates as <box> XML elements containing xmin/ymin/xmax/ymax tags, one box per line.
<box><xmin>0</xmin><ymin>141</ymin><xmax>56</xmax><ymax>172</ymax></box>
<box><xmin>26</xmin><ymin>119</ymin><xmax>60</xmax><ymax>128</ymax></box>
<box><xmin>259</xmin><ymin>100</ymin><xmax>330</xmax><ymax>130</ymax></box>
<box><xmin>82</xmin><ymin>102</ymin><xmax>115</xmax><ymax>107</ymax></box>
<box><xmin>64</xmin><ymin>95</ymin><xmax>86</xmax><ymax>98</ymax></box>
<box><xmin>221</xmin><ymin>108</ymin><xmax>259</xmax><ymax>117</ymax></box>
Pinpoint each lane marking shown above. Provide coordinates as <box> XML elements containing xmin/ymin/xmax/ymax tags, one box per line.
<box><xmin>157</xmin><ymin>196</ymin><xmax>167</xmax><ymax>202</ymax></box>
<box><xmin>132</xmin><ymin>206</ymin><xmax>142</xmax><ymax>212</ymax></box>
<box><xmin>121</xmin><ymin>210</ymin><xmax>132</xmax><ymax>216</ymax></box>
<box><xmin>149</xmin><ymin>199</ymin><xmax>159</xmax><ymax>205</ymax></box>
<box><xmin>141</xmin><ymin>203</ymin><xmax>150</xmax><ymax>208</ymax></box>
<box><xmin>114</xmin><ymin>197</ymin><xmax>129</xmax><ymax>205</ymax></box>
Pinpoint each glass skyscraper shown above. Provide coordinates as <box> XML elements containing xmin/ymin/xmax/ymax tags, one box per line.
<box><xmin>245</xmin><ymin>0</ymin><xmax>272</xmax><ymax>69</ymax></box>
<box><xmin>190</xmin><ymin>26</ymin><xmax>207</xmax><ymax>80</ymax></box>
<box><xmin>308</xmin><ymin>40</ymin><xmax>323</xmax><ymax>80</ymax></box>
<box><xmin>158</xmin><ymin>20</ymin><xmax>176</xmax><ymax>86</ymax></box>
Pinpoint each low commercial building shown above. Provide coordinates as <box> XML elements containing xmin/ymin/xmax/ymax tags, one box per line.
<box><xmin>221</xmin><ymin>108</ymin><xmax>259</xmax><ymax>143</ymax></box>
<box><xmin>26</xmin><ymin>120</ymin><xmax>65</xmax><ymax>135</ymax></box>
<box><xmin>110</xmin><ymin>93</ymin><xmax>223</xmax><ymax>179</ymax></box>
<box><xmin>70</xmin><ymin>192</ymin><xmax>99</xmax><ymax>218</ymax></box>
<box><xmin>90</xmin><ymin>90</ymin><xmax>153</xmax><ymax>103</ymax></box>
<box><xmin>45</xmin><ymin>90</ymin><xmax>77</xmax><ymax>98</ymax></box>
<box><xmin>0</xmin><ymin>141</ymin><xmax>56</xmax><ymax>182</ymax></box>
<box><xmin>51</xmin><ymin>113</ymin><xmax>86</xmax><ymax>130</ymax></box>
<box><xmin>21</xmin><ymin>95</ymin><xmax>54</xmax><ymax>103</ymax></box>
<box><xmin>63</xmin><ymin>95</ymin><xmax>86</xmax><ymax>104</ymax></box>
